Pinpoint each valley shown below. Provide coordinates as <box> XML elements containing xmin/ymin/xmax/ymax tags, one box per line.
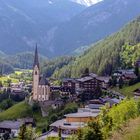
<box><xmin>0</xmin><ymin>0</ymin><xmax>140</xmax><ymax>140</ymax></box>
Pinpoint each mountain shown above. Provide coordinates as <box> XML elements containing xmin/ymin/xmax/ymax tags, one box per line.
<box><xmin>0</xmin><ymin>0</ymin><xmax>85</xmax><ymax>56</ymax></box>
<box><xmin>1</xmin><ymin>0</ymin><xmax>140</xmax><ymax>57</ymax></box>
<box><xmin>52</xmin><ymin>16</ymin><xmax>140</xmax><ymax>78</ymax></box>
<box><xmin>49</xmin><ymin>0</ymin><xmax>140</xmax><ymax>56</ymax></box>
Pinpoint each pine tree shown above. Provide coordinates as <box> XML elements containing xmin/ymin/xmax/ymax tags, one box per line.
<box><xmin>77</xmin><ymin>128</ymin><xmax>82</xmax><ymax>140</ymax></box>
<box><xmin>135</xmin><ymin>63</ymin><xmax>139</xmax><ymax>76</ymax></box>
<box><xmin>81</xmin><ymin>68</ymin><xmax>89</xmax><ymax>77</ymax></box>
<box><xmin>112</xmin><ymin>76</ymin><xmax>117</xmax><ymax>87</ymax></box>
<box><xmin>18</xmin><ymin>124</ymin><xmax>37</xmax><ymax>140</ymax></box>
<box><xmin>18</xmin><ymin>124</ymin><xmax>27</xmax><ymax>140</ymax></box>
<box><xmin>58</xmin><ymin>127</ymin><xmax>62</xmax><ymax>140</ymax></box>
<box><xmin>118</xmin><ymin>76</ymin><xmax>124</xmax><ymax>89</ymax></box>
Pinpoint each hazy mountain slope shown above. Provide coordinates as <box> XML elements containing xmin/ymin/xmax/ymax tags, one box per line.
<box><xmin>1</xmin><ymin>0</ymin><xmax>140</xmax><ymax>57</ymax></box>
<box><xmin>0</xmin><ymin>0</ymin><xmax>85</xmax><ymax>56</ymax></box>
<box><xmin>50</xmin><ymin>0</ymin><xmax>140</xmax><ymax>56</ymax></box>
<box><xmin>52</xmin><ymin>16</ymin><xmax>140</xmax><ymax>78</ymax></box>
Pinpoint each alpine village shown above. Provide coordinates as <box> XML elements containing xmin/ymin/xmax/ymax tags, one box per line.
<box><xmin>1</xmin><ymin>0</ymin><xmax>140</xmax><ymax>140</ymax></box>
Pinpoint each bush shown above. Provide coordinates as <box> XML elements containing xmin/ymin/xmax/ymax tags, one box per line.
<box><xmin>0</xmin><ymin>98</ymin><xmax>15</xmax><ymax>110</ymax></box>
<box><xmin>71</xmin><ymin>99</ymin><xmax>140</xmax><ymax>139</ymax></box>
<box><xmin>49</xmin><ymin>114</ymin><xmax>58</xmax><ymax>123</ymax></box>
<box><xmin>32</xmin><ymin>102</ymin><xmax>40</xmax><ymax>112</ymax></box>
<box><xmin>99</xmin><ymin>99</ymin><xmax>139</xmax><ymax>138</ymax></box>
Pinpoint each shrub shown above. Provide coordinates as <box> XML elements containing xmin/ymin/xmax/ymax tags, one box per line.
<box><xmin>0</xmin><ymin>98</ymin><xmax>15</xmax><ymax>110</ymax></box>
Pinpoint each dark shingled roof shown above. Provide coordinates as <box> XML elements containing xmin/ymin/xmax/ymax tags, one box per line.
<box><xmin>39</xmin><ymin>75</ymin><xmax>49</xmax><ymax>85</ymax></box>
<box><xmin>33</xmin><ymin>44</ymin><xmax>39</xmax><ymax>68</ymax></box>
<box><xmin>0</xmin><ymin>120</ymin><xmax>22</xmax><ymax>129</ymax></box>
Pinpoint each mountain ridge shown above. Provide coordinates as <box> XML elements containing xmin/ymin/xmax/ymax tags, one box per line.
<box><xmin>50</xmin><ymin>0</ymin><xmax>140</xmax><ymax>56</ymax></box>
<box><xmin>0</xmin><ymin>0</ymin><xmax>140</xmax><ymax>57</ymax></box>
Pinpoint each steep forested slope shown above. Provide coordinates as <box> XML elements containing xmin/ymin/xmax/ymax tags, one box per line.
<box><xmin>52</xmin><ymin>16</ymin><xmax>140</xmax><ymax>78</ymax></box>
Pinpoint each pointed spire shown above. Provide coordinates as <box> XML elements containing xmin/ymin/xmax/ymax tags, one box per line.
<box><xmin>33</xmin><ymin>43</ymin><xmax>39</xmax><ymax>68</ymax></box>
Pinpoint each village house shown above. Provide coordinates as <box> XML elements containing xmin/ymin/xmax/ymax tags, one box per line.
<box><xmin>0</xmin><ymin>118</ymin><xmax>34</xmax><ymax>138</ymax></box>
<box><xmin>38</xmin><ymin>111</ymin><xmax>99</xmax><ymax>139</ymax></box>
<box><xmin>37</xmin><ymin>99</ymin><xmax>105</xmax><ymax>140</ymax></box>
<box><xmin>61</xmin><ymin>74</ymin><xmax>110</xmax><ymax>95</ymax></box>
<box><xmin>0</xmin><ymin>120</ymin><xmax>22</xmax><ymax>138</ymax></box>
<box><xmin>37</xmin><ymin>97</ymin><xmax>123</xmax><ymax>140</ymax></box>
<box><xmin>113</xmin><ymin>69</ymin><xmax>137</xmax><ymax>83</ymax></box>
<box><xmin>61</xmin><ymin>78</ymin><xmax>77</xmax><ymax>94</ymax></box>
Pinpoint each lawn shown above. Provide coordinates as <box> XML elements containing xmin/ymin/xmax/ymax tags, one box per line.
<box><xmin>110</xmin><ymin>117</ymin><xmax>140</xmax><ymax>140</ymax></box>
<box><xmin>15</xmin><ymin>69</ymin><xmax>32</xmax><ymax>75</ymax></box>
<box><xmin>0</xmin><ymin>69</ymin><xmax>32</xmax><ymax>85</ymax></box>
<box><xmin>113</xmin><ymin>82</ymin><xmax>140</xmax><ymax>97</ymax></box>
<box><xmin>33</xmin><ymin>111</ymin><xmax>48</xmax><ymax>132</ymax></box>
<box><xmin>0</xmin><ymin>76</ymin><xmax>19</xmax><ymax>84</ymax></box>
<box><xmin>0</xmin><ymin>101</ymin><xmax>32</xmax><ymax>121</ymax></box>
<box><xmin>15</xmin><ymin>71</ymin><xmax>23</xmax><ymax>75</ymax></box>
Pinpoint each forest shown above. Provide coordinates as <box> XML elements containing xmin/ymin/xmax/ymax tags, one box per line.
<box><xmin>52</xmin><ymin>16</ymin><xmax>140</xmax><ymax>78</ymax></box>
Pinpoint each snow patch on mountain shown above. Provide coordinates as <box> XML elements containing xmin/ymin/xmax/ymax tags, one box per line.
<box><xmin>71</xmin><ymin>0</ymin><xmax>103</xmax><ymax>6</ymax></box>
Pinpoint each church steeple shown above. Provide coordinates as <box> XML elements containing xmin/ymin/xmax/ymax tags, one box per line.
<box><xmin>32</xmin><ymin>44</ymin><xmax>51</xmax><ymax>101</ymax></box>
<box><xmin>33</xmin><ymin>44</ymin><xmax>39</xmax><ymax>68</ymax></box>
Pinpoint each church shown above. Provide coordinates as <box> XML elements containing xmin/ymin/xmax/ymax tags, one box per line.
<box><xmin>32</xmin><ymin>45</ymin><xmax>51</xmax><ymax>102</ymax></box>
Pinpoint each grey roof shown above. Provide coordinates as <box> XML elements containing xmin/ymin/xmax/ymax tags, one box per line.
<box><xmin>63</xmin><ymin>78</ymin><xmax>77</xmax><ymax>83</ymax></box>
<box><xmin>0</xmin><ymin>120</ymin><xmax>22</xmax><ymax>129</ymax></box>
<box><xmin>77</xmin><ymin>76</ymin><xmax>93</xmax><ymax>82</ymax></box>
<box><xmin>123</xmin><ymin>73</ymin><xmax>137</xmax><ymax>79</ymax></box>
<box><xmin>88</xmin><ymin>104</ymin><xmax>104</xmax><ymax>109</ymax></box>
<box><xmin>39</xmin><ymin>75</ymin><xmax>49</xmax><ymax>85</ymax></box>
<box><xmin>33</xmin><ymin>44</ymin><xmax>39</xmax><ymax>68</ymax></box>
<box><xmin>89</xmin><ymin>73</ymin><xmax>98</xmax><ymax>78</ymax></box>
<box><xmin>64</xmin><ymin>112</ymin><xmax>99</xmax><ymax>118</ymax></box>
<box><xmin>78</xmin><ymin>108</ymin><xmax>101</xmax><ymax>114</ymax></box>
<box><xmin>105</xmin><ymin>98</ymin><xmax>120</xmax><ymax>106</ymax></box>
<box><xmin>96</xmin><ymin>76</ymin><xmax>110</xmax><ymax>83</ymax></box>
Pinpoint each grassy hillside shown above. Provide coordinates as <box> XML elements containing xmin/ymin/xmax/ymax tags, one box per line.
<box><xmin>53</xmin><ymin>16</ymin><xmax>140</xmax><ymax>78</ymax></box>
<box><xmin>110</xmin><ymin>117</ymin><xmax>140</xmax><ymax>140</ymax></box>
<box><xmin>0</xmin><ymin>101</ymin><xmax>47</xmax><ymax>132</ymax></box>
<box><xmin>0</xmin><ymin>101</ymin><xmax>32</xmax><ymax>121</ymax></box>
<box><xmin>0</xmin><ymin>101</ymin><xmax>78</xmax><ymax>133</ymax></box>
<box><xmin>113</xmin><ymin>82</ymin><xmax>140</xmax><ymax>97</ymax></box>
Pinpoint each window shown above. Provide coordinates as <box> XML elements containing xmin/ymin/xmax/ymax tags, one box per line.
<box><xmin>35</xmin><ymin>71</ymin><xmax>37</xmax><ymax>75</ymax></box>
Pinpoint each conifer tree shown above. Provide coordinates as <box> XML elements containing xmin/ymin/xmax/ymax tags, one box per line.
<box><xmin>135</xmin><ymin>63</ymin><xmax>139</xmax><ymax>76</ymax></box>
<box><xmin>118</xmin><ymin>76</ymin><xmax>124</xmax><ymax>89</ymax></box>
<box><xmin>18</xmin><ymin>124</ymin><xmax>27</xmax><ymax>140</ymax></box>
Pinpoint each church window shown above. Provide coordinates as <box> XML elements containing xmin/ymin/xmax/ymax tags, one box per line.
<box><xmin>35</xmin><ymin>71</ymin><xmax>37</xmax><ymax>75</ymax></box>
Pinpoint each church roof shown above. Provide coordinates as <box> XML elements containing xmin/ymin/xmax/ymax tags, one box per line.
<box><xmin>33</xmin><ymin>44</ymin><xmax>39</xmax><ymax>68</ymax></box>
<box><xmin>39</xmin><ymin>75</ymin><xmax>49</xmax><ymax>85</ymax></box>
